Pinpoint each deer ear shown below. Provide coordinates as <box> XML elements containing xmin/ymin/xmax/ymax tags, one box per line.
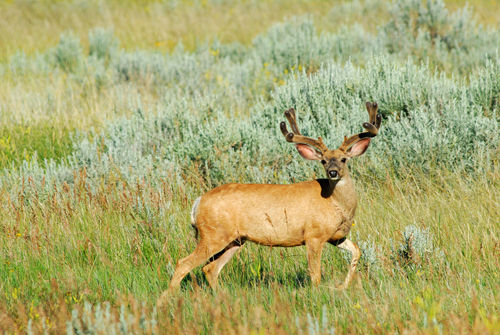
<box><xmin>347</xmin><ymin>138</ymin><xmax>371</xmax><ymax>157</ymax></box>
<box><xmin>295</xmin><ymin>144</ymin><xmax>322</xmax><ymax>160</ymax></box>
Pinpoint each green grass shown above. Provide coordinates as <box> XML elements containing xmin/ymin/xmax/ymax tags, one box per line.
<box><xmin>0</xmin><ymin>122</ymin><xmax>74</xmax><ymax>170</ymax></box>
<box><xmin>0</xmin><ymin>169</ymin><xmax>498</xmax><ymax>333</ymax></box>
<box><xmin>1</xmin><ymin>0</ymin><xmax>498</xmax><ymax>171</ymax></box>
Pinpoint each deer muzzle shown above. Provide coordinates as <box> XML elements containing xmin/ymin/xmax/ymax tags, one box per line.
<box><xmin>328</xmin><ymin>170</ymin><xmax>339</xmax><ymax>180</ymax></box>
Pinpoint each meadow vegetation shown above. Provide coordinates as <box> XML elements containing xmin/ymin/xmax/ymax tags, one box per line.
<box><xmin>0</xmin><ymin>0</ymin><xmax>499</xmax><ymax>333</ymax></box>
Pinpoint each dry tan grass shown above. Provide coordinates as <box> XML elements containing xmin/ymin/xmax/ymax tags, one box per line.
<box><xmin>1</xmin><ymin>0</ymin><xmax>498</xmax><ymax>61</ymax></box>
<box><xmin>0</xmin><ymin>0</ymin><xmax>342</xmax><ymax>60</ymax></box>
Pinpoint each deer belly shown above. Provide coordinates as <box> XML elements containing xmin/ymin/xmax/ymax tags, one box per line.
<box><xmin>239</xmin><ymin>213</ymin><xmax>306</xmax><ymax>247</ymax></box>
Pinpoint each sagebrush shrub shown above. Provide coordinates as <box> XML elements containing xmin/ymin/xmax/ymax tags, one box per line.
<box><xmin>65</xmin><ymin>302</ymin><xmax>157</xmax><ymax>335</ymax></box>
<box><xmin>89</xmin><ymin>28</ymin><xmax>118</xmax><ymax>61</ymax></box>
<box><xmin>393</xmin><ymin>225</ymin><xmax>435</xmax><ymax>269</ymax></box>
<box><xmin>53</xmin><ymin>32</ymin><xmax>82</xmax><ymax>73</ymax></box>
<box><xmin>1</xmin><ymin>0</ymin><xmax>499</xmax><ymax>198</ymax></box>
<box><xmin>379</xmin><ymin>0</ymin><xmax>500</xmax><ymax>74</ymax></box>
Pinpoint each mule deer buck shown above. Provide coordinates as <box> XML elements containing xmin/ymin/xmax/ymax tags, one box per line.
<box><xmin>165</xmin><ymin>102</ymin><xmax>381</xmax><ymax>294</ymax></box>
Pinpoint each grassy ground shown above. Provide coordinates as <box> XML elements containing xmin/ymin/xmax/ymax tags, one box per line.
<box><xmin>0</xmin><ymin>0</ymin><xmax>499</xmax><ymax>333</ymax></box>
<box><xmin>1</xmin><ymin>0</ymin><xmax>499</xmax><ymax>169</ymax></box>
<box><xmin>0</xmin><ymin>168</ymin><xmax>498</xmax><ymax>333</ymax></box>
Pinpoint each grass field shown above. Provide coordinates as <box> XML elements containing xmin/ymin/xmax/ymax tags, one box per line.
<box><xmin>0</xmin><ymin>0</ymin><xmax>499</xmax><ymax>333</ymax></box>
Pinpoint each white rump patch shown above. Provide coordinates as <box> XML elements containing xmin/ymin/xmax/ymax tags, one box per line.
<box><xmin>191</xmin><ymin>197</ymin><xmax>201</xmax><ymax>225</ymax></box>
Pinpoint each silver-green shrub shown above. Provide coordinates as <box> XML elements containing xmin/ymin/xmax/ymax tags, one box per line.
<box><xmin>2</xmin><ymin>55</ymin><xmax>498</xmax><ymax>197</ymax></box>
<box><xmin>52</xmin><ymin>32</ymin><xmax>83</xmax><ymax>73</ymax></box>
<box><xmin>393</xmin><ymin>225</ymin><xmax>435</xmax><ymax>269</ymax></box>
<box><xmin>296</xmin><ymin>305</ymin><xmax>335</xmax><ymax>335</ymax></box>
<box><xmin>65</xmin><ymin>302</ymin><xmax>157</xmax><ymax>335</ymax></box>
<box><xmin>469</xmin><ymin>56</ymin><xmax>500</xmax><ymax>117</ymax></box>
<box><xmin>340</xmin><ymin>232</ymin><xmax>379</xmax><ymax>270</ymax></box>
<box><xmin>252</xmin><ymin>17</ymin><xmax>330</xmax><ymax>71</ymax></box>
<box><xmin>1</xmin><ymin>0</ymin><xmax>499</xmax><ymax>198</ymax></box>
<box><xmin>357</xmin><ymin>239</ymin><xmax>379</xmax><ymax>270</ymax></box>
<box><xmin>89</xmin><ymin>28</ymin><xmax>119</xmax><ymax>61</ymax></box>
<box><xmin>379</xmin><ymin>0</ymin><xmax>500</xmax><ymax>74</ymax></box>
<box><xmin>264</xmin><ymin>58</ymin><xmax>498</xmax><ymax>174</ymax></box>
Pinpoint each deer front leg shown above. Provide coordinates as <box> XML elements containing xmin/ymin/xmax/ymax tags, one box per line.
<box><xmin>333</xmin><ymin>238</ymin><xmax>360</xmax><ymax>289</ymax></box>
<box><xmin>306</xmin><ymin>239</ymin><xmax>325</xmax><ymax>287</ymax></box>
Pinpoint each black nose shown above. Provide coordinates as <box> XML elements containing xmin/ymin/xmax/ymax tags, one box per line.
<box><xmin>328</xmin><ymin>170</ymin><xmax>338</xmax><ymax>178</ymax></box>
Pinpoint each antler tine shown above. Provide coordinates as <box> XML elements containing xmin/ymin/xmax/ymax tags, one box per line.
<box><xmin>280</xmin><ymin>108</ymin><xmax>329</xmax><ymax>154</ymax></box>
<box><xmin>340</xmin><ymin>102</ymin><xmax>382</xmax><ymax>152</ymax></box>
<box><xmin>285</xmin><ymin>107</ymin><xmax>301</xmax><ymax>135</ymax></box>
<box><xmin>365</xmin><ymin>101</ymin><xmax>381</xmax><ymax>129</ymax></box>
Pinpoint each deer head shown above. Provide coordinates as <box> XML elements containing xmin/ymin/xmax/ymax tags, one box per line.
<box><xmin>280</xmin><ymin>102</ymin><xmax>382</xmax><ymax>181</ymax></box>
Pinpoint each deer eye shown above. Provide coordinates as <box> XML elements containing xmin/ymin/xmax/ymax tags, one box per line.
<box><xmin>321</xmin><ymin>159</ymin><xmax>327</xmax><ymax>165</ymax></box>
<box><xmin>341</xmin><ymin>158</ymin><xmax>347</xmax><ymax>163</ymax></box>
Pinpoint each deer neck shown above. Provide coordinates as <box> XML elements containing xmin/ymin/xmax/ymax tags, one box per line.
<box><xmin>319</xmin><ymin>174</ymin><xmax>358</xmax><ymax>217</ymax></box>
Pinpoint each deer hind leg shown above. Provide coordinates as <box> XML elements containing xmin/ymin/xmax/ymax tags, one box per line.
<box><xmin>306</xmin><ymin>239</ymin><xmax>325</xmax><ymax>287</ymax></box>
<box><xmin>166</xmin><ymin>238</ymin><xmax>231</xmax><ymax>293</ymax></box>
<box><xmin>202</xmin><ymin>241</ymin><xmax>244</xmax><ymax>289</ymax></box>
<box><xmin>333</xmin><ymin>238</ymin><xmax>361</xmax><ymax>290</ymax></box>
